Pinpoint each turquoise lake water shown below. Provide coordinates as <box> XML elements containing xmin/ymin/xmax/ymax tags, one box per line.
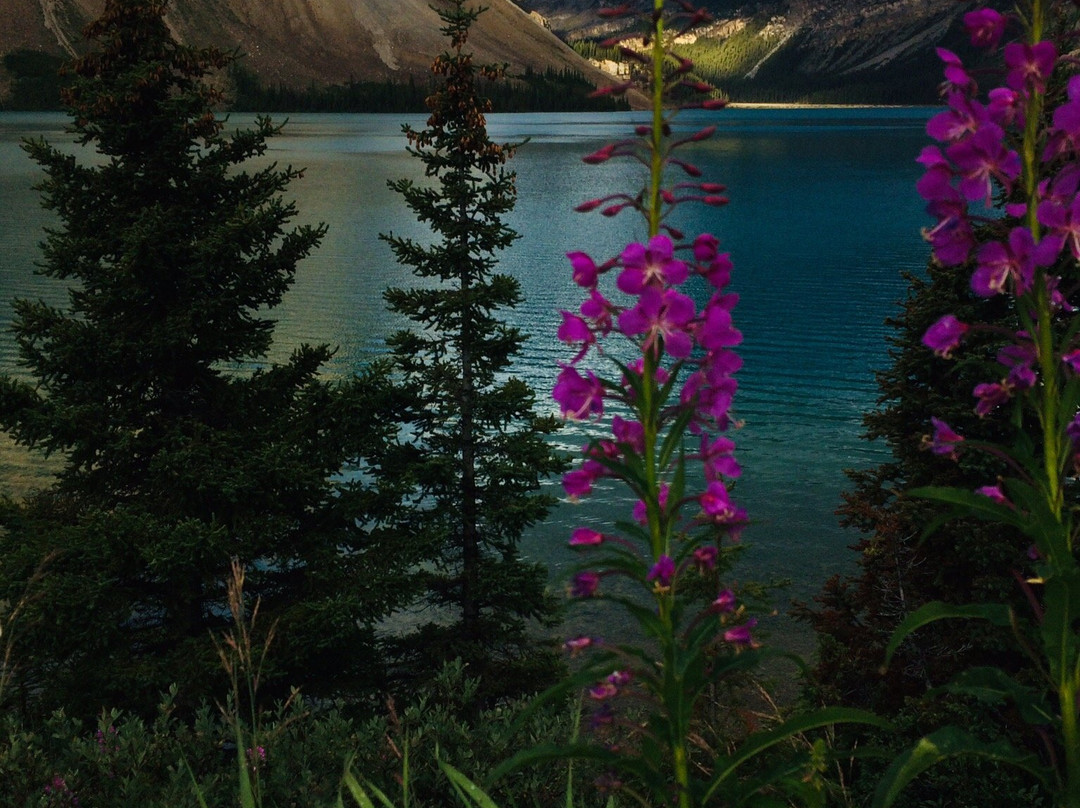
<box><xmin>0</xmin><ymin>108</ymin><xmax>936</xmax><ymax>637</ymax></box>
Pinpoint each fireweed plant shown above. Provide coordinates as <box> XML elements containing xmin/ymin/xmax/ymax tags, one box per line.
<box><xmin>879</xmin><ymin>1</ymin><xmax>1080</xmax><ymax>806</ymax></box>
<box><xmin>498</xmin><ymin>2</ymin><xmax>882</xmax><ymax>807</ymax></box>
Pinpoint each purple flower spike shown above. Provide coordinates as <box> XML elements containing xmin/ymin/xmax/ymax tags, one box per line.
<box><xmin>927</xmin><ymin>417</ymin><xmax>964</xmax><ymax>460</ymax></box>
<box><xmin>647</xmin><ymin>554</ymin><xmax>675</xmax><ymax>587</ymax></box>
<box><xmin>922</xmin><ymin>314</ymin><xmax>969</xmax><ymax>358</ymax></box>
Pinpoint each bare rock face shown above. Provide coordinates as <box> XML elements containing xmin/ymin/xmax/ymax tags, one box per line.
<box><xmin>0</xmin><ymin>0</ymin><xmax>615</xmax><ymax>90</ymax></box>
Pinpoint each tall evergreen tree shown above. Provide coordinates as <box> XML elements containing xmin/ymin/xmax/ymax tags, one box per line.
<box><xmin>0</xmin><ymin>0</ymin><xmax>402</xmax><ymax>719</ymax></box>
<box><xmin>376</xmin><ymin>0</ymin><xmax>565</xmax><ymax>702</ymax></box>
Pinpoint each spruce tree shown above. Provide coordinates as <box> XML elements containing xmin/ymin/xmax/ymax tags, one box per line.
<box><xmin>0</xmin><ymin>0</ymin><xmax>402</xmax><ymax>719</ymax></box>
<box><xmin>376</xmin><ymin>0</ymin><xmax>564</xmax><ymax>702</ymax></box>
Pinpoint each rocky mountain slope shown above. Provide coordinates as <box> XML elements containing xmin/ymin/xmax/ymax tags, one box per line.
<box><xmin>521</xmin><ymin>0</ymin><xmax>974</xmax><ymax>103</ymax></box>
<box><xmin>1</xmin><ymin>0</ymin><xmax>975</xmax><ymax>105</ymax></box>
<box><xmin>0</xmin><ymin>0</ymin><xmax>614</xmax><ymax>97</ymax></box>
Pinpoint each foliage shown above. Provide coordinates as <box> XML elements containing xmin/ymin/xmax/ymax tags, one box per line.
<box><xmin>495</xmin><ymin>3</ymin><xmax>884</xmax><ymax>807</ymax></box>
<box><xmin>371</xmin><ymin>0</ymin><xmax>566</xmax><ymax>703</ymax></box>
<box><xmin>0</xmin><ymin>660</ymin><xmax>595</xmax><ymax>808</ymax></box>
<box><xmin>0</xmin><ymin>0</ymin><xmax>404</xmax><ymax>720</ymax></box>
<box><xmin>0</xmin><ymin>50</ymin><xmax>68</xmax><ymax>110</ymax></box>
<box><xmin>228</xmin><ymin>63</ymin><xmax>628</xmax><ymax>114</ymax></box>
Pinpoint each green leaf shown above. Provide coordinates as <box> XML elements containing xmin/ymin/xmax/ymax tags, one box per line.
<box><xmin>872</xmin><ymin>727</ymin><xmax>1050</xmax><ymax>808</ymax></box>
<box><xmin>181</xmin><ymin>754</ymin><xmax>211</xmax><ymax>808</ymax></box>
<box><xmin>883</xmin><ymin>601</ymin><xmax>1012</xmax><ymax>669</ymax></box>
<box><xmin>439</xmin><ymin>760</ymin><xmax>502</xmax><ymax>808</ymax></box>
<box><xmin>907</xmin><ymin>486</ymin><xmax>1027</xmax><ymax>530</ymax></box>
<box><xmin>939</xmin><ymin>666</ymin><xmax>1053</xmax><ymax>726</ymax></box>
<box><xmin>703</xmin><ymin>707</ymin><xmax>889</xmax><ymax>804</ymax></box>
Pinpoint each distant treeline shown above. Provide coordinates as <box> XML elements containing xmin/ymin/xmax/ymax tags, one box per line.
<box><xmin>0</xmin><ymin>50</ymin><xmax>627</xmax><ymax>113</ymax></box>
<box><xmin>228</xmin><ymin>64</ymin><xmax>628</xmax><ymax>113</ymax></box>
<box><xmin>1</xmin><ymin>50</ymin><xmax>69</xmax><ymax>110</ymax></box>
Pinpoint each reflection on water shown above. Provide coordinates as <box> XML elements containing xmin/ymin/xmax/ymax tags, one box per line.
<box><xmin>0</xmin><ymin>109</ymin><xmax>935</xmax><ymax>638</ymax></box>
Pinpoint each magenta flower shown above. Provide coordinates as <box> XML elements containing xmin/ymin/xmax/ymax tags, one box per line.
<box><xmin>617</xmin><ymin>286</ymin><xmax>696</xmax><ymax>358</ymax></box>
<box><xmin>692</xmin><ymin>545</ymin><xmax>718</xmax><ymax>571</ymax></box>
<box><xmin>580</xmin><ymin>288</ymin><xmax>615</xmax><ymax>336</ymax></box>
<box><xmin>571</xmin><ymin>571</ymin><xmax>600</xmax><ymax>598</ymax></box>
<box><xmin>972</xmin><ymin>227</ymin><xmax>1057</xmax><ymax>297</ymax></box>
<box><xmin>964</xmin><ymin>8</ymin><xmax>1007</xmax><ymax>50</ymax></box>
<box><xmin>617</xmin><ymin>235</ymin><xmax>689</xmax><ymax>294</ymax></box>
<box><xmin>647</xmin><ymin>554</ymin><xmax>676</xmax><ymax>587</ymax></box>
<box><xmin>927</xmin><ymin>93</ymin><xmax>987</xmax><ymax>143</ymax></box>
<box><xmin>927</xmin><ymin>417</ymin><xmax>964</xmax><ymax>460</ymax></box>
<box><xmin>558</xmin><ymin>311</ymin><xmax>596</xmax><ymax>362</ymax></box>
<box><xmin>564</xmin><ymin>635</ymin><xmax>595</xmax><ymax>655</ymax></box>
<box><xmin>700</xmin><ymin>480</ymin><xmax>747</xmax><ymax>528</ymax></box>
<box><xmin>693</xmin><ymin>232</ymin><xmax>720</xmax><ymax>261</ymax></box>
<box><xmin>611</xmin><ymin>415</ymin><xmax>645</xmax><ymax>452</ymax></box>
<box><xmin>974</xmin><ymin>381</ymin><xmax>1012</xmax><ymax>416</ymax></box>
<box><xmin>724</xmin><ymin>618</ymin><xmax>757</xmax><ymax>646</ymax></box>
<box><xmin>1068</xmin><ymin>411</ymin><xmax>1080</xmax><ymax>445</ymax></box>
<box><xmin>570</xmin><ymin>527</ymin><xmax>605</xmax><ymax>547</ymax></box>
<box><xmin>937</xmin><ymin>48</ymin><xmax>975</xmax><ymax>90</ymax></box>
<box><xmin>697</xmin><ymin>295</ymin><xmax>742</xmax><ymax>351</ymax></box>
<box><xmin>553</xmin><ymin>365</ymin><xmax>604</xmax><ymax>420</ymax></box>
<box><xmin>568</xmin><ymin>251</ymin><xmax>600</xmax><ymax>287</ymax></box>
<box><xmin>1037</xmin><ymin>195</ymin><xmax>1080</xmax><ymax>260</ymax></box>
<box><xmin>988</xmin><ymin>87</ymin><xmax>1024</xmax><ymax>128</ymax></box>
<box><xmin>697</xmin><ymin>434</ymin><xmax>740</xmax><ymax>480</ymax></box>
<box><xmin>947</xmin><ymin>124</ymin><xmax>1020</xmax><ymax>205</ymax></box>
<box><xmin>1004</xmin><ymin>40</ymin><xmax>1056</xmax><ymax>93</ymax></box>
<box><xmin>633</xmin><ymin>483</ymin><xmax>669</xmax><ymax>524</ymax></box>
<box><xmin>1063</xmin><ymin>349</ymin><xmax>1080</xmax><ymax>373</ymax></box>
<box><xmin>588</xmin><ymin>680</ymin><xmax>618</xmax><ymax>700</ymax></box>
<box><xmin>922</xmin><ymin>314</ymin><xmax>969</xmax><ymax>358</ymax></box>
<box><xmin>976</xmin><ymin>484</ymin><xmax>1010</xmax><ymax>505</ymax></box>
<box><xmin>712</xmin><ymin>589</ymin><xmax>736</xmax><ymax>613</ymax></box>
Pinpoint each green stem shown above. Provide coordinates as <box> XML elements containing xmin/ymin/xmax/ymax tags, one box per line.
<box><xmin>649</xmin><ymin>0</ymin><xmax>665</xmax><ymax>239</ymax></box>
<box><xmin>1062</xmin><ymin>679</ymin><xmax>1080</xmax><ymax>807</ymax></box>
<box><xmin>646</xmin><ymin>5</ymin><xmax>691</xmax><ymax>807</ymax></box>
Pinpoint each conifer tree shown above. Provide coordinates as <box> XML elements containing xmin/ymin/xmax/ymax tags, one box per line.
<box><xmin>376</xmin><ymin>0</ymin><xmax>564</xmax><ymax>702</ymax></box>
<box><xmin>0</xmin><ymin>0</ymin><xmax>401</xmax><ymax>719</ymax></box>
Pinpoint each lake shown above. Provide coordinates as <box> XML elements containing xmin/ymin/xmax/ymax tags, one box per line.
<box><xmin>0</xmin><ymin>108</ymin><xmax>935</xmax><ymax>642</ymax></box>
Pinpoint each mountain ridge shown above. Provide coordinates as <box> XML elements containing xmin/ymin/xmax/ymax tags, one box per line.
<box><xmin>0</xmin><ymin>0</ymin><xmax>619</xmax><ymax>101</ymax></box>
<box><xmin>0</xmin><ymin>0</ymin><xmax>973</xmax><ymax>106</ymax></box>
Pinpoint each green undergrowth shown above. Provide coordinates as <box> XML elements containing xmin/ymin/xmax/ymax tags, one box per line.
<box><xmin>1</xmin><ymin>661</ymin><xmax>602</xmax><ymax>808</ymax></box>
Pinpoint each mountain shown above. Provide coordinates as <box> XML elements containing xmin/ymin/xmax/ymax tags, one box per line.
<box><xmin>0</xmin><ymin>0</ymin><xmax>973</xmax><ymax>107</ymax></box>
<box><xmin>0</xmin><ymin>0</ymin><xmax>618</xmax><ymax>102</ymax></box>
<box><xmin>520</xmin><ymin>0</ymin><xmax>974</xmax><ymax>103</ymax></box>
